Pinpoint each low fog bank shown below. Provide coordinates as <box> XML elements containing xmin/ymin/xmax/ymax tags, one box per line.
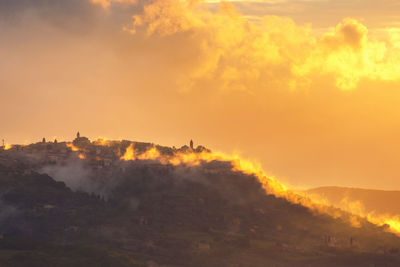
<box><xmin>41</xmin><ymin>160</ymin><xmax>100</xmax><ymax>196</ymax></box>
<box><xmin>39</xmin><ymin>156</ymin><xmax>267</xmax><ymax>208</ymax></box>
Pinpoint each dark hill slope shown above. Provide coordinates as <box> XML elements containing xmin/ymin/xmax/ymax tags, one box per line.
<box><xmin>0</xmin><ymin>161</ymin><xmax>400</xmax><ymax>266</ymax></box>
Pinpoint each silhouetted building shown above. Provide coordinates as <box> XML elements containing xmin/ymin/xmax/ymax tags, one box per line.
<box><xmin>73</xmin><ymin>132</ymin><xmax>90</xmax><ymax>148</ymax></box>
<box><xmin>190</xmin><ymin>140</ymin><xmax>194</xmax><ymax>150</ymax></box>
<box><xmin>42</xmin><ymin>138</ymin><xmax>46</xmax><ymax>143</ymax></box>
<box><xmin>194</xmin><ymin>145</ymin><xmax>210</xmax><ymax>153</ymax></box>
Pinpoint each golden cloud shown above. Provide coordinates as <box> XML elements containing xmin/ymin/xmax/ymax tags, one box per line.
<box><xmin>127</xmin><ymin>0</ymin><xmax>400</xmax><ymax>91</ymax></box>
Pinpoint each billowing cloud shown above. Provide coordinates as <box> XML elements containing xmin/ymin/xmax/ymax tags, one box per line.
<box><xmin>127</xmin><ymin>0</ymin><xmax>400</xmax><ymax>91</ymax></box>
<box><xmin>294</xmin><ymin>19</ymin><xmax>398</xmax><ymax>89</ymax></box>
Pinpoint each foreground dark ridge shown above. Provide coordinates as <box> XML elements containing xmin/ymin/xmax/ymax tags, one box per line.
<box><xmin>0</xmin><ymin>136</ymin><xmax>400</xmax><ymax>266</ymax></box>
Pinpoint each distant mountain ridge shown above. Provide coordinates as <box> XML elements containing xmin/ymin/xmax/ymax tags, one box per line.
<box><xmin>306</xmin><ymin>186</ymin><xmax>400</xmax><ymax>216</ymax></box>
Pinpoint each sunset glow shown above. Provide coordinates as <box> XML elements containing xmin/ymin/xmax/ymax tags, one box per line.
<box><xmin>2</xmin><ymin>2</ymin><xmax>400</xmax><ymax>265</ymax></box>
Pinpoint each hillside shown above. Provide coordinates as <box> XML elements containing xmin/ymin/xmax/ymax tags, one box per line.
<box><xmin>1</xmin><ymin>139</ymin><xmax>400</xmax><ymax>266</ymax></box>
<box><xmin>307</xmin><ymin>187</ymin><xmax>400</xmax><ymax>217</ymax></box>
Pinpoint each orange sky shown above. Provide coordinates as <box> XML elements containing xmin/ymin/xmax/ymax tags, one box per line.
<box><xmin>1</xmin><ymin>0</ymin><xmax>400</xmax><ymax>190</ymax></box>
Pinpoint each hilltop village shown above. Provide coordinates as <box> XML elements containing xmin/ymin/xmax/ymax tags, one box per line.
<box><xmin>1</xmin><ymin>134</ymin><xmax>400</xmax><ymax>266</ymax></box>
<box><xmin>0</xmin><ymin>132</ymin><xmax>209</xmax><ymax>172</ymax></box>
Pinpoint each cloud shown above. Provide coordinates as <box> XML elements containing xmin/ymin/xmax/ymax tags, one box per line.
<box><xmin>127</xmin><ymin>0</ymin><xmax>400</xmax><ymax>91</ymax></box>
<box><xmin>294</xmin><ymin>19</ymin><xmax>400</xmax><ymax>89</ymax></box>
<box><xmin>2</xmin><ymin>0</ymin><xmax>399</xmax><ymax>93</ymax></box>
<box><xmin>212</xmin><ymin>0</ymin><xmax>400</xmax><ymax>30</ymax></box>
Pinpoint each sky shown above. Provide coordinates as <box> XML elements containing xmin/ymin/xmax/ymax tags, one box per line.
<box><xmin>1</xmin><ymin>0</ymin><xmax>400</xmax><ymax>190</ymax></box>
